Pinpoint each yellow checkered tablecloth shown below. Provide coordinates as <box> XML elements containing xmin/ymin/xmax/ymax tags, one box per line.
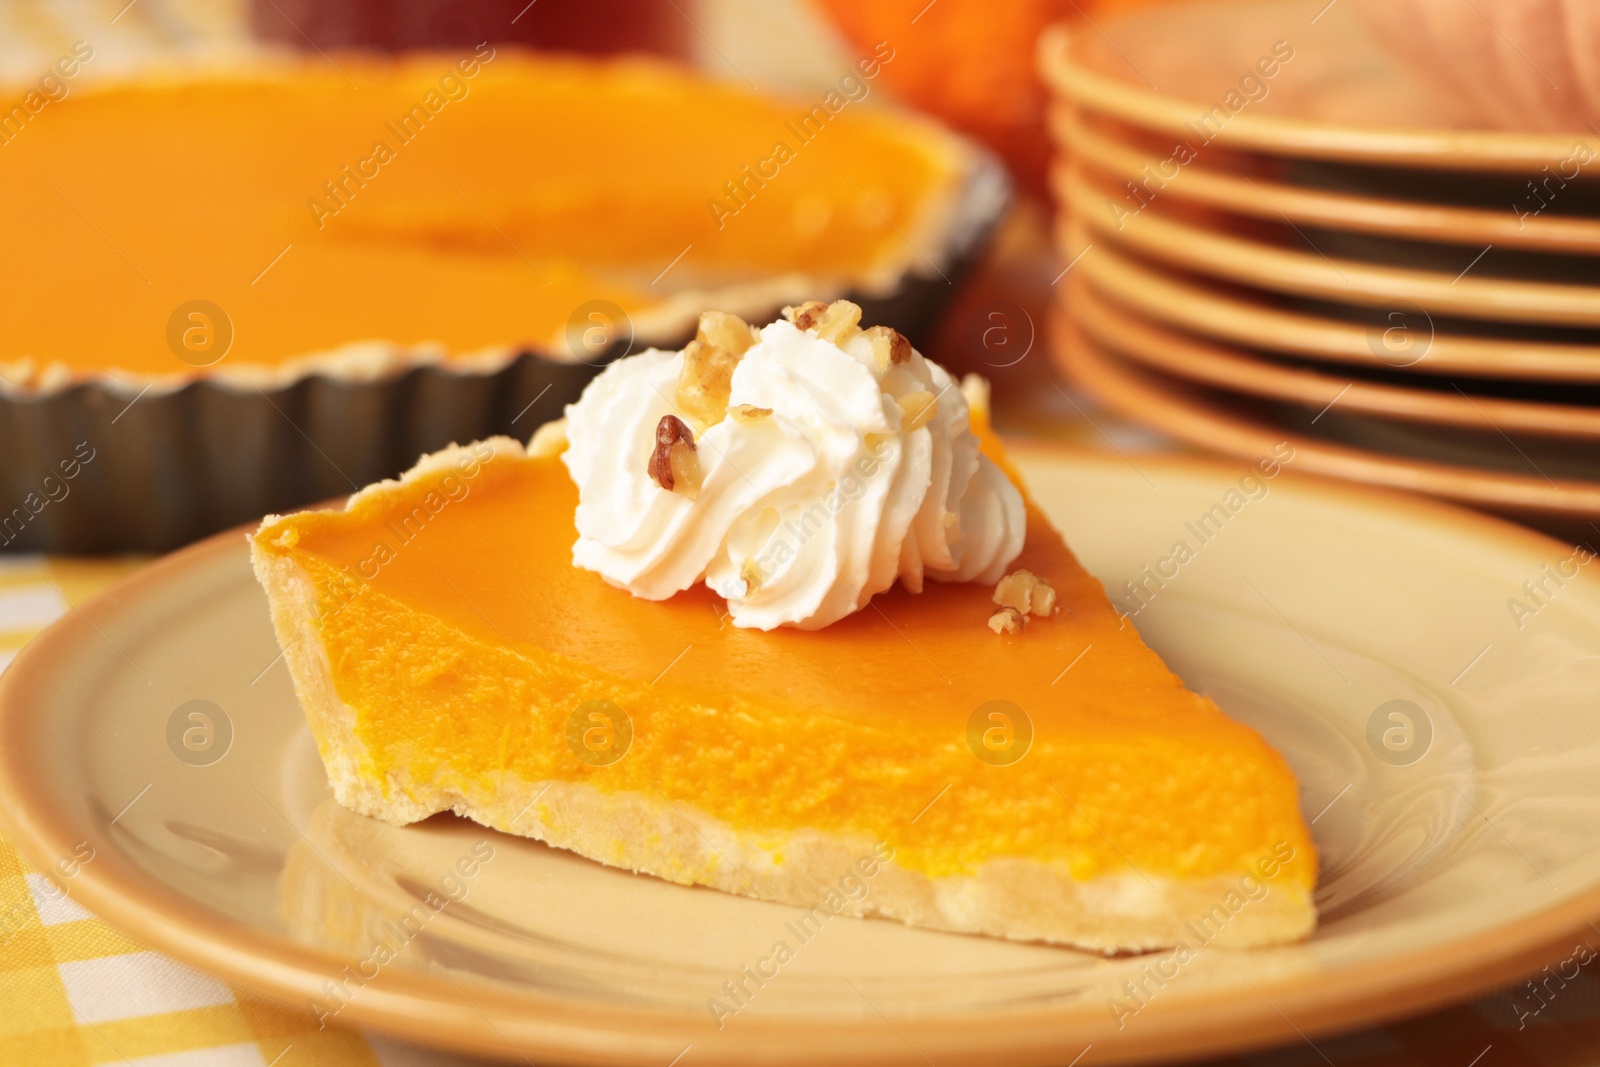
<box><xmin>0</xmin><ymin>557</ymin><xmax>496</xmax><ymax>1067</ymax></box>
<box><xmin>2</xmin><ymin>546</ymin><xmax>1600</xmax><ymax>1067</ymax></box>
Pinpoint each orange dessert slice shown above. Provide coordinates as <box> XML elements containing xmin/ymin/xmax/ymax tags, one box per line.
<box><xmin>251</xmin><ymin>412</ymin><xmax>1316</xmax><ymax>951</ymax></box>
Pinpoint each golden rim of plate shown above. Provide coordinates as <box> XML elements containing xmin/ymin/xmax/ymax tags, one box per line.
<box><xmin>1052</xmin><ymin>312</ymin><xmax>1600</xmax><ymax>518</ymax></box>
<box><xmin>1038</xmin><ymin>9</ymin><xmax>1599</xmax><ymax>171</ymax></box>
<box><xmin>1068</xmin><ymin>236</ymin><xmax>1600</xmax><ymax>383</ymax></box>
<box><xmin>1067</xmin><ymin>277</ymin><xmax>1600</xmax><ymax>441</ymax></box>
<box><xmin>1064</xmin><ymin>169</ymin><xmax>1600</xmax><ymax>328</ymax></box>
<box><xmin>1054</xmin><ymin>108</ymin><xmax>1600</xmax><ymax>256</ymax></box>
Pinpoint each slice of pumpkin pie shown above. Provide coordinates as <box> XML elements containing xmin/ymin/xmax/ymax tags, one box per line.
<box><xmin>251</xmin><ymin>302</ymin><xmax>1316</xmax><ymax>952</ymax></box>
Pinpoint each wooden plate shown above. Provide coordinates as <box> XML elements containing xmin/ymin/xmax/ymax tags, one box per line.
<box><xmin>1039</xmin><ymin>0</ymin><xmax>1600</xmax><ymax>171</ymax></box>
<box><xmin>1068</xmin><ymin>277</ymin><xmax>1600</xmax><ymax>440</ymax></box>
<box><xmin>6</xmin><ymin>449</ymin><xmax>1600</xmax><ymax>1063</ymax></box>
<box><xmin>1057</xmin><ymin>110</ymin><xmax>1600</xmax><ymax>255</ymax></box>
<box><xmin>1065</xmin><ymin>171</ymin><xmax>1600</xmax><ymax>328</ymax></box>
<box><xmin>1071</xmin><ymin>237</ymin><xmax>1600</xmax><ymax>383</ymax></box>
<box><xmin>1053</xmin><ymin>314</ymin><xmax>1600</xmax><ymax>517</ymax></box>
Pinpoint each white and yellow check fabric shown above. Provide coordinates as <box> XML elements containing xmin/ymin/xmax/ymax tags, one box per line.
<box><xmin>0</xmin><ymin>557</ymin><xmax>502</xmax><ymax>1066</ymax></box>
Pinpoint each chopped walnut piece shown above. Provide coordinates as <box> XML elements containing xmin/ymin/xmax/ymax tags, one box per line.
<box><xmin>813</xmin><ymin>300</ymin><xmax>862</xmax><ymax>345</ymax></box>
<box><xmin>897</xmin><ymin>390</ymin><xmax>938</xmax><ymax>432</ymax></box>
<box><xmin>648</xmin><ymin>415</ymin><xmax>701</xmax><ymax>499</ymax></box>
<box><xmin>674</xmin><ymin>310</ymin><xmax>757</xmax><ymax>429</ymax></box>
<box><xmin>677</xmin><ymin>340</ymin><xmax>739</xmax><ymax>429</ymax></box>
<box><xmin>730</xmin><ymin>404</ymin><xmax>773</xmax><ymax>421</ymax></box>
<box><xmin>988</xmin><ymin>606</ymin><xmax>1027</xmax><ymax>634</ymax></box>
<box><xmin>864</xmin><ymin>325</ymin><xmax>912</xmax><ymax>372</ymax></box>
<box><xmin>783</xmin><ymin>299</ymin><xmax>863</xmax><ymax>345</ymax></box>
<box><xmin>993</xmin><ymin>569</ymin><xmax>1057</xmax><ymax>618</ymax></box>
<box><xmin>782</xmin><ymin>301</ymin><xmax>829</xmax><ymax>330</ymax></box>
<box><xmin>697</xmin><ymin>310</ymin><xmax>758</xmax><ymax>356</ymax></box>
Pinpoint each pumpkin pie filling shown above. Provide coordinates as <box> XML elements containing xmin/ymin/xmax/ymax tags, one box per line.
<box><xmin>265</xmin><ymin>445</ymin><xmax>1312</xmax><ymax>882</ymax></box>
<box><xmin>1</xmin><ymin>53</ymin><xmax>973</xmax><ymax>380</ymax></box>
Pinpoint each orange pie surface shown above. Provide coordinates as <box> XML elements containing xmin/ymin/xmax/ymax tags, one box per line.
<box><xmin>1</xmin><ymin>53</ymin><xmax>967</xmax><ymax>377</ymax></box>
<box><xmin>253</xmin><ymin>432</ymin><xmax>1315</xmax><ymax>890</ymax></box>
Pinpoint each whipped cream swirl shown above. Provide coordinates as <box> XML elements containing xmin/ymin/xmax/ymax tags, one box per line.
<box><xmin>560</xmin><ymin>311</ymin><xmax>1025</xmax><ymax>630</ymax></box>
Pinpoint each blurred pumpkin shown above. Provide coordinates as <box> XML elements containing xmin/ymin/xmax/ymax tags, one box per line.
<box><xmin>811</xmin><ymin>0</ymin><xmax>1164</xmax><ymax>198</ymax></box>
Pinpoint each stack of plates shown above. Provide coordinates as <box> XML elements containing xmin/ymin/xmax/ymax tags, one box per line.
<box><xmin>1040</xmin><ymin>0</ymin><xmax>1600</xmax><ymax>528</ymax></box>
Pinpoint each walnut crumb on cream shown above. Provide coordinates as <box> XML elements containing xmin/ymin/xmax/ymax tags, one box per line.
<box><xmin>988</xmin><ymin>606</ymin><xmax>1027</xmax><ymax>634</ymax></box>
<box><xmin>676</xmin><ymin>311</ymin><xmax>758</xmax><ymax>429</ymax></box>
<box><xmin>782</xmin><ymin>298</ymin><xmax>864</xmax><ymax>345</ymax></box>
<box><xmin>813</xmin><ymin>301</ymin><xmax>862</xmax><ymax>345</ymax></box>
<box><xmin>781</xmin><ymin>300</ymin><xmax>829</xmax><ymax>331</ymax></box>
<box><xmin>786</xmin><ymin>301</ymin><xmax>913</xmax><ymax>373</ymax></box>
<box><xmin>864</xmin><ymin>324</ymin><xmax>912</xmax><ymax>371</ymax></box>
<box><xmin>647</xmin><ymin>414</ymin><xmax>701</xmax><ymax>498</ymax></box>
<box><xmin>697</xmin><ymin>310</ymin><xmax>760</xmax><ymax>355</ymax></box>
<box><xmin>994</xmin><ymin>569</ymin><xmax>1057</xmax><ymax>618</ymax></box>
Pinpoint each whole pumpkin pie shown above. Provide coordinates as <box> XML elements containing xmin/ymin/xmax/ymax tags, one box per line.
<box><xmin>0</xmin><ymin>49</ymin><xmax>1003</xmax><ymax>553</ymax></box>
<box><xmin>251</xmin><ymin>303</ymin><xmax>1316</xmax><ymax>952</ymax></box>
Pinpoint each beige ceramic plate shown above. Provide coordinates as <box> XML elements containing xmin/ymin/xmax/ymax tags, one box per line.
<box><xmin>1038</xmin><ymin>0</ymin><xmax>1600</xmax><ymax>170</ymax></box>
<box><xmin>1072</xmin><ymin>237</ymin><xmax>1600</xmax><ymax>383</ymax></box>
<box><xmin>1054</xmin><ymin>318</ymin><xmax>1600</xmax><ymax>518</ymax></box>
<box><xmin>1069</xmin><ymin>278</ymin><xmax>1600</xmax><ymax>440</ymax></box>
<box><xmin>1065</xmin><ymin>172</ymin><xmax>1600</xmax><ymax>328</ymax></box>
<box><xmin>4</xmin><ymin>446</ymin><xmax>1600</xmax><ymax>1065</ymax></box>
<box><xmin>1058</xmin><ymin>112</ymin><xmax>1600</xmax><ymax>255</ymax></box>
